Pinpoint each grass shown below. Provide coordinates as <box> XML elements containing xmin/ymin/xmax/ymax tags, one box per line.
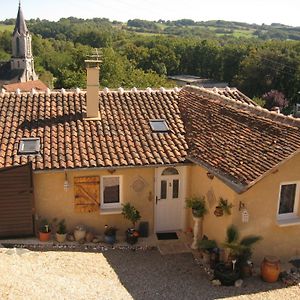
<box><xmin>0</xmin><ymin>24</ymin><xmax>14</xmax><ymax>32</ymax></box>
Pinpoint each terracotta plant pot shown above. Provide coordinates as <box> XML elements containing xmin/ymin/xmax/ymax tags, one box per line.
<box><xmin>214</xmin><ymin>206</ymin><xmax>223</xmax><ymax>217</ymax></box>
<box><xmin>56</xmin><ymin>233</ymin><xmax>67</xmax><ymax>243</ymax></box>
<box><xmin>39</xmin><ymin>231</ymin><xmax>51</xmax><ymax>242</ymax></box>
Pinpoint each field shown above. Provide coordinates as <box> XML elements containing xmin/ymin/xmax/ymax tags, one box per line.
<box><xmin>0</xmin><ymin>24</ymin><xmax>14</xmax><ymax>32</ymax></box>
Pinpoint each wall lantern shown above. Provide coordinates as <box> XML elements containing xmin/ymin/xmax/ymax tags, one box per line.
<box><xmin>64</xmin><ymin>171</ymin><xmax>70</xmax><ymax>191</ymax></box>
<box><xmin>207</xmin><ymin>172</ymin><xmax>214</xmax><ymax>180</ymax></box>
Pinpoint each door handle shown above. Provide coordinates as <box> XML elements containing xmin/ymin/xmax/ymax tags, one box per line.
<box><xmin>156</xmin><ymin>196</ymin><xmax>160</xmax><ymax>204</ymax></box>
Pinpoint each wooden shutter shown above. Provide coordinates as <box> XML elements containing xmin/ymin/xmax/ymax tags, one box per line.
<box><xmin>74</xmin><ymin>176</ymin><xmax>100</xmax><ymax>213</ymax></box>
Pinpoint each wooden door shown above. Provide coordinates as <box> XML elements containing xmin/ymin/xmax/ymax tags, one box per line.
<box><xmin>0</xmin><ymin>164</ymin><xmax>34</xmax><ymax>238</ymax></box>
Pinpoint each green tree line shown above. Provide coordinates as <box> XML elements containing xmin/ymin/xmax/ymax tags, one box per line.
<box><xmin>0</xmin><ymin>17</ymin><xmax>299</xmax><ymax>111</ymax></box>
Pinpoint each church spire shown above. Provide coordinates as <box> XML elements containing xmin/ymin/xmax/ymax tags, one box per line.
<box><xmin>13</xmin><ymin>1</ymin><xmax>28</xmax><ymax>35</ymax></box>
<box><xmin>10</xmin><ymin>2</ymin><xmax>38</xmax><ymax>82</ymax></box>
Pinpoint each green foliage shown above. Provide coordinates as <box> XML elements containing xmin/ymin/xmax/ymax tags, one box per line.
<box><xmin>122</xmin><ymin>203</ymin><xmax>141</xmax><ymax>227</ymax></box>
<box><xmin>57</xmin><ymin>219</ymin><xmax>67</xmax><ymax>234</ymax></box>
<box><xmin>225</xmin><ymin>225</ymin><xmax>239</xmax><ymax>244</ymax></box>
<box><xmin>186</xmin><ymin>196</ymin><xmax>208</xmax><ymax>218</ymax></box>
<box><xmin>104</xmin><ymin>226</ymin><xmax>118</xmax><ymax>236</ymax></box>
<box><xmin>198</xmin><ymin>239</ymin><xmax>217</xmax><ymax>251</ymax></box>
<box><xmin>218</xmin><ymin>198</ymin><xmax>233</xmax><ymax>215</ymax></box>
<box><xmin>223</xmin><ymin>225</ymin><xmax>262</xmax><ymax>266</ymax></box>
<box><xmin>252</xmin><ymin>97</ymin><xmax>266</xmax><ymax>107</ymax></box>
<box><xmin>39</xmin><ymin>218</ymin><xmax>51</xmax><ymax>233</ymax></box>
<box><xmin>1</xmin><ymin>17</ymin><xmax>299</xmax><ymax>105</ymax></box>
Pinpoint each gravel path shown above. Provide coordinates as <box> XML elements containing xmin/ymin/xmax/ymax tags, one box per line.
<box><xmin>0</xmin><ymin>247</ymin><xmax>299</xmax><ymax>300</ymax></box>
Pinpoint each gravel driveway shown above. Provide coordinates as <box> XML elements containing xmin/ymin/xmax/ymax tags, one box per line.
<box><xmin>0</xmin><ymin>247</ymin><xmax>299</xmax><ymax>300</ymax></box>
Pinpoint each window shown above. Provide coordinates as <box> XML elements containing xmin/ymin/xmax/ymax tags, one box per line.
<box><xmin>149</xmin><ymin>119</ymin><xmax>169</xmax><ymax>133</ymax></box>
<box><xmin>162</xmin><ymin>167</ymin><xmax>179</xmax><ymax>176</ymax></box>
<box><xmin>101</xmin><ymin>176</ymin><xmax>121</xmax><ymax>209</ymax></box>
<box><xmin>278</xmin><ymin>183</ymin><xmax>299</xmax><ymax>220</ymax></box>
<box><xmin>18</xmin><ymin>138</ymin><xmax>40</xmax><ymax>154</ymax></box>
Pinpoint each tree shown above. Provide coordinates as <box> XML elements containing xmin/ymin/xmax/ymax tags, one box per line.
<box><xmin>262</xmin><ymin>90</ymin><xmax>289</xmax><ymax>111</ymax></box>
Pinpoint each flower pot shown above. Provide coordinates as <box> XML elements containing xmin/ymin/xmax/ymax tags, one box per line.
<box><xmin>214</xmin><ymin>206</ymin><xmax>223</xmax><ymax>217</ymax></box>
<box><xmin>39</xmin><ymin>231</ymin><xmax>51</xmax><ymax>242</ymax></box>
<box><xmin>261</xmin><ymin>256</ymin><xmax>280</xmax><ymax>283</ymax></box>
<box><xmin>56</xmin><ymin>232</ymin><xmax>67</xmax><ymax>243</ymax></box>
<box><xmin>202</xmin><ymin>251</ymin><xmax>211</xmax><ymax>264</ymax></box>
<box><xmin>104</xmin><ymin>234</ymin><xmax>116</xmax><ymax>245</ymax></box>
<box><xmin>126</xmin><ymin>228</ymin><xmax>139</xmax><ymax>245</ymax></box>
<box><xmin>74</xmin><ymin>229</ymin><xmax>86</xmax><ymax>242</ymax></box>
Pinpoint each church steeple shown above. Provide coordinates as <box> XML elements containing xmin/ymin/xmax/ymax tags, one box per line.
<box><xmin>11</xmin><ymin>1</ymin><xmax>38</xmax><ymax>82</ymax></box>
<box><xmin>13</xmin><ymin>1</ymin><xmax>28</xmax><ymax>36</ymax></box>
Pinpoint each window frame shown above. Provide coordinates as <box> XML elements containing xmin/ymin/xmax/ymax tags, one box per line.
<box><xmin>277</xmin><ymin>182</ymin><xmax>299</xmax><ymax>220</ymax></box>
<box><xmin>149</xmin><ymin>119</ymin><xmax>169</xmax><ymax>133</ymax></box>
<box><xmin>18</xmin><ymin>137</ymin><xmax>40</xmax><ymax>154</ymax></box>
<box><xmin>101</xmin><ymin>175</ymin><xmax>122</xmax><ymax>209</ymax></box>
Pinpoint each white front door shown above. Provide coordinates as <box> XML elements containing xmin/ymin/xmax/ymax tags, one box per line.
<box><xmin>155</xmin><ymin>167</ymin><xmax>185</xmax><ymax>232</ymax></box>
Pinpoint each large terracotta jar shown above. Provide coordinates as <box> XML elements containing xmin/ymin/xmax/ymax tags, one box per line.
<box><xmin>261</xmin><ymin>256</ymin><xmax>281</xmax><ymax>283</ymax></box>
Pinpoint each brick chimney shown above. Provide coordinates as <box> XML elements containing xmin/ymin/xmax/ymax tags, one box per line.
<box><xmin>85</xmin><ymin>49</ymin><xmax>102</xmax><ymax>119</ymax></box>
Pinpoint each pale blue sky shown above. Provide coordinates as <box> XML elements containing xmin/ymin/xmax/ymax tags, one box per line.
<box><xmin>1</xmin><ymin>0</ymin><xmax>299</xmax><ymax>26</ymax></box>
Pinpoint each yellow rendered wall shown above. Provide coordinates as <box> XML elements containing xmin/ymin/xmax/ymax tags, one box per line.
<box><xmin>235</xmin><ymin>153</ymin><xmax>300</xmax><ymax>263</ymax></box>
<box><xmin>188</xmin><ymin>165</ymin><xmax>237</xmax><ymax>244</ymax></box>
<box><xmin>33</xmin><ymin>167</ymin><xmax>155</xmax><ymax>235</ymax></box>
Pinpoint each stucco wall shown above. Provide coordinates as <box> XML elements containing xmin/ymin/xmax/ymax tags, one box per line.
<box><xmin>33</xmin><ymin>167</ymin><xmax>155</xmax><ymax>236</ymax></box>
<box><xmin>236</xmin><ymin>153</ymin><xmax>300</xmax><ymax>262</ymax></box>
<box><xmin>189</xmin><ymin>165</ymin><xmax>236</xmax><ymax>243</ymax></box>
<box><xmin>189</xmin><ymin>153</ymin><xmax>300</xmax><ymax>263</ymax></box>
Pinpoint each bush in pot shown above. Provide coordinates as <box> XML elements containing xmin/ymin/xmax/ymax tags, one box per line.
<box><xmin>186</xmin><ymin>196</ymin><xmax>207</xmax><ymax>218</ymax></box>
<box><xmin>74</xmin><ymin>224</ymin><xmax>86</xmax><ymax>242</ymax></box>
<box><xmin>122</xmin><ymin>203</ymin><xmax>141</xmax><ymax>245</ymax></box>
<box><xmin>223</xmin><ymin>225</ymin><xmax>262</xmax><ymax>278</ymax></box>
<box><xmin>55</xmin><ymin>219</ymin><xmax>67</xmax><ymax>243</ymax></box>
<box><xmin>198</xmin><ymin>237</ymin><xmax>218</xmax><ymax>266</ymax></box>
<box><xmin>38</xmin><ymin>218</ymin><xmax>51</xmax><ymax>242</ymax></box>
<box><xmin>104</xmin><ymin>225</ymin><xmax>118</xmax><ymax>245</ymax></box>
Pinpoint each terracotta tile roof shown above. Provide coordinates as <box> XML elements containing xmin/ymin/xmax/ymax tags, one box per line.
<box><xmin>0</xmin><ymin>89</ymin><xmax>187</xmax><ymax>170</ymax></box>
<box><xmin>179</xmin><ymin>86</ymin><xmax>300</xmax><ymax>192</ymax></box>
<box><xmin>3</xmin><ymin>80</ymin><xmax>48</xmax><ymax>92</ymax></box>
<box><xmin>206</xmin><ymin>87</ymin><xmax>258</xmax><ymax>107</ymax></box>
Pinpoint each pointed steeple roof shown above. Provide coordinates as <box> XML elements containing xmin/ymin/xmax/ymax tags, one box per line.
<box><xmin>13</xmin><ymin>1</ymin><xmax>28</xmax><ymax>35</ymax></box>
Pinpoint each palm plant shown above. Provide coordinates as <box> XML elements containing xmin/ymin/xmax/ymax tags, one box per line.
<box><xmin>223</xmin><ymin>225</ymin><xmax>262</xmax><ymax>267</ymax></box>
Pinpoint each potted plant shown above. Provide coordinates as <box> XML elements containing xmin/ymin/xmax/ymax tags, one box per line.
<box><xmin>214</xmin><ymin>262</ymin><xmax>240</xmax><ymax>286</ymax></box>
<box><xmin>198</xmin><ymin>237</ymin><xmax>218</xmax><ymax>266</ymax></box>
<box><xmin>186</xmin><ymin>196</ymin><xmax>208</xmax><ymax>249</ymax></box>
<box><xmin>214</xmin><ymin>198</ymin><xmax>233</xmax><ymax>217</ymax></box>
<box><xmin>222</xmin><ymin>225</ymin><xmax>262</xmax><ymax>278</ymax></box>
<box><xmin>122</xmin><ymin>203</ymin><xmax>141</xmax><ymax>245</ymax></box>
<box><xmin>38</xmin><ymin>218</ymin><xmax>51</xmax><ymax>242</ymax></box>
<box><xmin>103</xmin><ymin>225</ymin><xmax>118</xmax><ymax>245</ymax></box>
<box><xmin>55</xmin><ymin>219</ymin><xmax>67</xmax><ymax>243</ymax></box>
<box><xmin>74</xmin><ymin>224</ymin><xmax>86</xmax><ymax>242</ymax></box>
<box><xmin>186</xmin><ymin>196</ymin><xmax>207</xmax><ymax>218</ymax></box>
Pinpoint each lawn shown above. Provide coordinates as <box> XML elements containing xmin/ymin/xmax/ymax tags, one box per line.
<box><xmin>0</xmin><ymin>24</ymin><xmax>14</xmax><ymax>32</ymax></box>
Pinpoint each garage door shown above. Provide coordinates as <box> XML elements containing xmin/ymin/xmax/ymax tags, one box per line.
<box><xmin>0</xmin><ymin>164</ymin><xmax>34</xmax><ymax>238</ymax></box>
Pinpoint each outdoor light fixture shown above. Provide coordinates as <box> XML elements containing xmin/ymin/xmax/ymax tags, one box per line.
<box><xmin>64</xmin><ymin>171</ymin><xmax>70</xmax><ymax>191</ymax></box>
<box><xmin>207</xmin><ymin>172</ymin><xmax>214</xmax><ymax>180</ymax></box>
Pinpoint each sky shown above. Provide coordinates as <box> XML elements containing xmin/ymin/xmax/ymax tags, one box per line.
<box><xmin>1</xmin><ymin>0</ymin><xmax>299</xmax><ymax>27</ymax></box>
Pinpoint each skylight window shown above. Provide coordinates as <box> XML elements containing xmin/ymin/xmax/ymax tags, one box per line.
<box><xmin>149</xmin><ymin>119</ymin><xmax>169</xmax><ymax>133</ymax></box>
<box><xmin>19</xmin><ymin>138</ymin><xmax>40</xmax><ymax>154</ymax></box>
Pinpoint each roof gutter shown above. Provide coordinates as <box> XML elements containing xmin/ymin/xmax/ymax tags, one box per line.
<box><xmin>33</xmin><ymin>161</ymin><xmax>192</xmax><ymax>174</ymax></box>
